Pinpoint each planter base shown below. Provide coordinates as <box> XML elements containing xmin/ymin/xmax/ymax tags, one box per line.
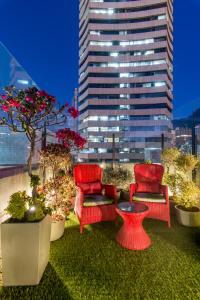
<box><xmin>1</xmin><ymin>214</ymin><xmax>51</xmax><ymax>286</ymax></box>
<box><xmin>50</xmin><ymin>219</ymin><xmax>65</xmax><ymax>241</ymax></box>
<box><xmin>175</xmin><ymin>206</ymin><xmax>200</xmax><ymax>227</ymax></box>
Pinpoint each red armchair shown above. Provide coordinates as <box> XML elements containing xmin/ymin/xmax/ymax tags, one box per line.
<box><xmin>74</xmin><ymin>164</ymin><xmax>118</xmax><ymax>233</ymax></box>
<box><xmin>129</xmin><ymin>164</ymin><xmax>170</xmax><ymax>227</ymax></box>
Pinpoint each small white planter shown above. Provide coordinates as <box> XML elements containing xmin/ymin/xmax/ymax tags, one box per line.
<box><xmin>50</xmin><ymin>218</ymin><xmax>65</xmax><ymax>241</ymax></box>
<box><xmin>1</xmin><ymin>214</ymin><xmax>51</xmax><ymax>286</ymax></box>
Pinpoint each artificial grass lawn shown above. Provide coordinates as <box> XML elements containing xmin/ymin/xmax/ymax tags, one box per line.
<box><xmin>1</xmin><ymin>212</ymin><xmax>200</xmax><ymax>300</ymax></box>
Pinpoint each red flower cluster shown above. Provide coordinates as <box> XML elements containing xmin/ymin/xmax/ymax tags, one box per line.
<box><xmin>0</xmin><ymin>87</ymin><xmax>79</xmax><ymax>123</ymax></box>
<box><xmin>68</xmin><ymin>107</ymin><xmax>79</xmax><ymax>118</ymax></box>
<box><xmin>56</xmin><ymin>128</ymin><xmax>86</xmax><ymax>150</ymax></box>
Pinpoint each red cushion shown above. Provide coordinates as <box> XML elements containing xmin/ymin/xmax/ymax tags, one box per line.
<box><xmin>137</xmin><ymin>182</ymin><xmax>160</xmax><ymax>194</ymax></box>
<box><xmin>77</xmin><ymin>183</ymin><xmax>90</xmax><ymax>193</ymax></box>
<box><xmin>77</xmin><ymin>181</ymin><xmax>102</xmax><ymax>194</ymax></box>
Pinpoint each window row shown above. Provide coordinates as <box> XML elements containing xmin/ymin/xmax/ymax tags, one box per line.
<box><xmin>87</xmin><ymin>135</ymin><xmax>171</xmax><ymax>144</ymax></box>
<box><xmin>89</xmin><ymin>4</ymin><xmax>166</xmax><ymax>15</ymax></box>
<box><xmin>79</xmin><ymin>70</ymin><xmax>168</xmax><ymax>84</ymax></box>
<box><xmin>79</xmin><ymin>81</ymin><xmax>167</xmax><ymax>96</ymax></box>
<box><xmin>82</xmin><ymin>114</ymin><xmax>170</xmax><ymax>122</ymax></box>
<box><xmin>79</xmin><ymin>102</ymin><xmax>172</xmax><ymax>114</ymax></box>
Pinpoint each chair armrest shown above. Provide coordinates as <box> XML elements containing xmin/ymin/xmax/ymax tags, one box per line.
<box><xmin>129</xmin><ymin>183</ymin><xmax>137</xmax><ymax>202</ymax></box>
<box><xmin>160</xmin><ymin>184</ymin><xmax>169</xmax><ymax>204</ymax></box>
<box><xmin>75</xmin><ymin>186</ymin><xmax>84</xmax><ymax>207</ymax></box>
<box><xmin>102</xmin><ymin>184</ymin><xmax>118</xmax><ymax>203</ymax></box>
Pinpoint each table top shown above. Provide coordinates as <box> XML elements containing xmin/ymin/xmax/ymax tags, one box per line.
<box><xmin>117</xmin><ymin>202</ymin><xmax>148</xmax><ymax>214</ymax></box>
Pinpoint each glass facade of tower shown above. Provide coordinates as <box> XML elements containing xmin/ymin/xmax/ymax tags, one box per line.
<box><xmin>0</xmin><ymin>42</ymin><xmax>39</xmax><ymax>165</ymax></box>
<box><xmin>78</xmin><ymin>0</ymin><xmax>173</xmax><ymax>163</ymax></box>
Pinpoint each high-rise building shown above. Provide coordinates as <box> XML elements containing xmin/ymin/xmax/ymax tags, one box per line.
<box><xmin>0</xmin><ymin>41</ymin><xmax>39</xmax><ymax>165</ymax></box>
<box><xmin>0</xmin><ymin>41</ymin><xmax>38</xmax><ymax>91</ymax></box>
<box><xmin>78</xmin><ymin>0</ymin><xmax>173</xmax><ymax>163</ymax></box>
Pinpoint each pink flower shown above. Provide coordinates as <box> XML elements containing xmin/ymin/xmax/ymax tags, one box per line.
<box><xmin>37</xmin><ymin>90</ymin><xmax>48</xmax><ymax>97</ymax></box>
<box><xmin>20</xmin><ymin>107</ymin><xmax>27</xmax><ymax>113</ymax></box>
<box><xmin>49</xmin><ymin>96</ymin><xmax>56</xmax><ymax>103</ymax></box>
<box><xmin>9</xmin><ymin>99</ymin><xmax>20</xmax><ymax>108</ymax></box>
<box><xmin>2</xmin><ymin>95</ymin><xmax>7</xmax><ymax>100</ymax></box>
<box><xmin>56</xmin><ymin>128</ymin><xmax>86</xmax><ymax>150</ymax></box>
<box><xmin>2</xmin><ymin>105</ymin><xmax>9</xmax><ymax>112</ymax></box>
<box><xmin>25</xmin><ymin>96</ymin><xmax>34</xmax><ymax>103</ymax></box>
<box><xmin>68</xmin><ymin>107</ymin><xmax>79</xmax><ymax>118</ymax></box>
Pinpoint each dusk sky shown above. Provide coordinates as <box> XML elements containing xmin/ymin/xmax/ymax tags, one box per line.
<box><xmin>0</xmin><ymin>0</ymin><xmax>199</xmax><ymax>118</ymax></box>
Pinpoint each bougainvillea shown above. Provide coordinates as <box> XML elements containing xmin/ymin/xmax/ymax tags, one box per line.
<box><xmin>0</xmin><ymin>86</ymin><xmax>80</xmax><ymax>175</ymax></box>
<box><xmin>56</xmin><ymin>128</ymin><xmax>87</xmax><ymax>151</ymax></box>
<box><xmin>40</xmin><ymin>143</ymin><xmax>73</xmax><ymax>178</ymax></box>
<box><xmin>39</xmin><ymin>143</ymin><xmax>76</xmax><ymax>221</ymax></box>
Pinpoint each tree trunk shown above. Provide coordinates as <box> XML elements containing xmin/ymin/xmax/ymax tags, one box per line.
<box><xmin>27</xmin><ymin>137</ymin><xmax>35</xmax><ymax>177</ymax></box>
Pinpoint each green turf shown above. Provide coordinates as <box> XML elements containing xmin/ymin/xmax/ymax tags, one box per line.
<box><xmin>1</xmin><ymin>212</ymin><xmax>200</xmax><ymax>300</ymax></box>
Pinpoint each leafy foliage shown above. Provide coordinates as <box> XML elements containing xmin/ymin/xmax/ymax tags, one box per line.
<box><xmin>56</xmin><ymin>128</ymin><xmax>86</xmax><ymax>151</ymax></box>
<box><xmin>40</xmin><ymin>143</ymin><xmax>72</xmax><ymax>177</ymax></box>
<box><xmin>162</xmin><ymin>148</ymin><xmax>200</xmax><ymax>209</ymax></box>
<box><xmin>0</xmin><ymin>87</ymin><xmax>80</xmax><ymax>223</ymax></box>
<box><xmin>176</xmin><ymin>153</ymin><xmax>198</xmax><ymax>175</ymax></box>
<box><xmin>40</xmin><ymin>143</ymin><xmax>76</xmax><ymax>221</ymax></box>
<box><xmin>161</xmin><ymin>148</ymin><xmax>181</xmax><ymax>173</ymax></box>
<box><xmin>173</xmin><ymin>180</ymin><xmax>200</xmax><ymax>209</ymax></box>
<box><xmin>5</xmin><ymin>191</ymin><xmax>28</xmax><ymax>220</ymax></box>
<box><xmin>0</xmin><ymin>86</ymin><xmax>79</xmax><ymax>176</ymax></box>
<box><xmin>103</xmin><ymin>165</ymin><xmax>132</xmax><ymax>190</ymax></box>
<box><xmin>30</xmin><ymin>174</ymin><xmax>41</xmax><ymax>189</ymax></box>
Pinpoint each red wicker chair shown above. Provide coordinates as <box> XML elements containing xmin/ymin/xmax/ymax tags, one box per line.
<box><xmin>129</xmin><ymin>164</ymin><xmax>170</xmax><ymax>227</ymax></box>
<box><xmin>74</xmin><ymin>164</ymin><xmax>118</xmax><ymax>233</ymax></box>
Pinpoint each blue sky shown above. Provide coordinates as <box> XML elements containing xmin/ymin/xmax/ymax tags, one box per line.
<box><xmin>0</xmin><ymin>0</ymin><xmax>199</xmax><ymax>118</ymax></box>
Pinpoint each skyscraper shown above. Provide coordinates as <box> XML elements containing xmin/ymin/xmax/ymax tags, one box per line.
<box><xmin>0</xmin><ymin>41</ymin><xmax>39</xmax><ymax>165</ymax></box>
<box><xmin>78</xmin><ymin>0</ymin><xmax>173</xmax><ymax>163</ymax></box>
<box><xmin>0</xmin><ymin>41</ymin><xmax>38</xmax><ymax>91</ymax></box>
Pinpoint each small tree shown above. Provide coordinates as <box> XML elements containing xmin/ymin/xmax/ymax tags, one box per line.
<box><xmin>161</xmin><ymin>147</ymin><xmax>180</xmax><ymax>174</ymax></box>
<box><xmin>0</xmin><ymin>86</ymin><xmax>80</xmax><ymax>221</ymax></box>
<box><xmin>40</xmin><ymin>138</ymin><xmax>86</xmax><ymax>220</ymax></box>
<box><xmin>0</xmin><ymin>86</ymin><xmax>78</xmax><ymax>176</ymax></box>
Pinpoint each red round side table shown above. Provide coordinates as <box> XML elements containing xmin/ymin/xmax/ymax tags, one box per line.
<box><xmin>116</xmin><ymin>202</ymin><xmax>151</xmax><ymax>250</ymax></box>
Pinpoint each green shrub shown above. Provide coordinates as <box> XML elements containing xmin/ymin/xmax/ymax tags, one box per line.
<box><xmin>162</xmin><ymin>148</ymin><xmax>200</xmax><ymax>210</ymax></box>
<box><xmin>5</xmin><ymin>190</ymin><xmax>48</xmax><ymax>222</ymax></box>
<box><xmin>103</xmin><ymin>166</ymin><xmax>132</xmax><ymax>190</ymax></box>
<box><xmin>5</xmin><ymin>191</ymin><xmax>29</xmax><ymax>220</ymax></box>
<box><xmin>173</xmin><ymin>179</ymin><xmax>200</xmax><ymax>209</ymax></box>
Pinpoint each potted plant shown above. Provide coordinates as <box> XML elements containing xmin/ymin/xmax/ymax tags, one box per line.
<box><xmin>162</xmin><ymin>149</ymin><xmax>200</xmax><ymax>227</ymax></box>
<box><xmin>103</xmin><ymin>165</ymin><xmax>132</xmax><ymax>201</ymax></box>
<box><xmin>40</xmin><ymin>144</ymin><xmax>76</xmax><ymax>241</ymax></box>
<box><xmin>0</xmin><ymin>86</ymin><xmax>79</xmax><ymax>286</ymax></box>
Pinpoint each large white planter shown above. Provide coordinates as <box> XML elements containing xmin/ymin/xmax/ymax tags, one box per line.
<box><xmin>50</xmin><ymin>219</ymin><xmax>65</xmax><ymax>241</ymax></box>
<box><xmin>1</xmin><ymin>214</ymin><xmax>51</xmax><ymax>286</ymax></box>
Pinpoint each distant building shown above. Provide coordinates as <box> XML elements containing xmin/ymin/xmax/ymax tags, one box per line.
<box><xmin>196</xmin><ymin>125</ymin><xmax>200</xmax><ymax>154</ymax></box>
<box><xmin>78</xmin><ymin>0</ymin><xmax>173</xmax><ymax>163</ymax></box>
<box><xmin>175</xmin><ymin>127</ymin><xmax>192</xmax><ymax>153</ymax></box>
<box><xmin>0</xmin><ymin>41</ymin><xmax>38</xmax><ymax>91</ymax></box>
<box><xmin>0</xmin><ymin>41</ymin><xmax>39</xmax><ymax>165</ymax></box>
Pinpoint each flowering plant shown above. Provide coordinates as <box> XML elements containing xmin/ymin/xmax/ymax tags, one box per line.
<box><xmin>40</xmin><ymin>143</ymin><xmax>72</xmax><ymax>178</ymax></box>
<box><xmin>40</xmin><ymin>143</ymin><xmax>76</xmax><ymax>221</ymax></box>
<box><xmin>40</xmin><ymin>174</ymin><xmax>75</xmax><ymax>221</ymax></box>
<box><xmin>0</xmin><ymin>86</ymin><xmax>79</xmax><ymax>222</ymax></box>
<box><xmin>56</xmin><ymin>128</ymin><xmax>86</xmax><ymax>150</ymax></box>
<box><xmin>0</xmin><ymin>86</ymin><xmax>79</xmax><ymax>176</ymax></box>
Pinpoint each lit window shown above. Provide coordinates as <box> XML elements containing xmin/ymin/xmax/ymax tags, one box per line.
<box><xmin>17</xmin><ymin>79</ymin><xmax>29</xmax><ymax>85</ymax></box>
<box><xmin>155</xmin><ymin>81</ymin><xmax>166</xmax><ymax>87</ymax></box>
<box><xmin>120</xmin><ymin>73</ymin><xmax>129</xmax><ymax>78</ymax></box>
<box><xmin>110</xmin><ymin>52</ymin><xmax>119</xmax><ymax>57</ymax></box>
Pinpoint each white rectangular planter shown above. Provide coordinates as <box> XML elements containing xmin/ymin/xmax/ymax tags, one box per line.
<box><xmin>1</xmin><ymin>214</ymin><xmax>51</xmax><ymax>286</ymax></box>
